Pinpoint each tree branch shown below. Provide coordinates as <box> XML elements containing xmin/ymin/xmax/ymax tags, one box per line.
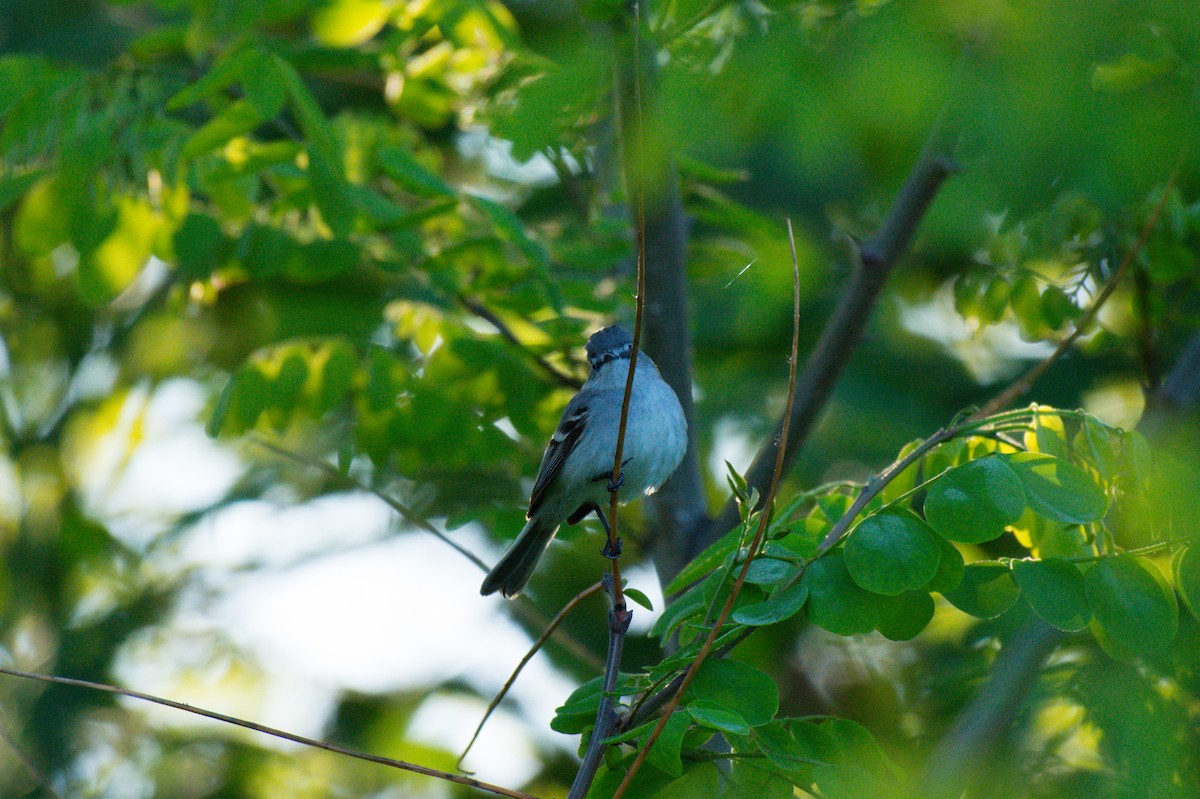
<box><xmin>611</xmin><ymin>3</ymin><xmax>709</xmax><ymax>587</ymax></box>
<box><xmin>917</xmin><ymin>617</ymin><xmax>1062</xmax><ymax>799</ymax></box>
<box><xmin>705</xmin><ymin>48</ymin><xmax>976</xmax><ymax>554</ymax></box>
<box><xmin>0</xmin><ymin>667</ymin><xmax>540</xmax><ymax>799</ymax></box>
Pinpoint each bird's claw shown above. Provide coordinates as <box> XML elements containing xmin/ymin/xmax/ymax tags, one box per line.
<box><xmin>601</xmin><ymin>538</ymin><xmax>623</xmax><ymax>559</ymax></box>
<box><xmin>607</xmin><ymin>474</ymin><xmax>625</xmax><ymax>493</ymax></box>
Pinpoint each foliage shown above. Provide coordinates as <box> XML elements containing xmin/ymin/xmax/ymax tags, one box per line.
<box><xmin>1</xmin><ymin>1</ymin><xmax>1199</xmax><ymax>798</ymax></box>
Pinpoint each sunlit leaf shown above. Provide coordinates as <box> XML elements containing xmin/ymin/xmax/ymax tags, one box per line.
<box><xmin>924</xmin><ymin>455</ymin><xmax>1025</xmax><ymax>543</ymax></box>
<box><xmin>844</xmin><ymin>512</ymin><xmax>941</xmax><ymax>595</ymax></box>
<box><xmin>1175</xmin><ymin>545</ymin><xmax>1200</xmax><ymax>622</ymax></box>
<box><xmin>1005</xmin><ymin>451</ymin><xmax>1108</xmax><ymax>525</ymax></box>
<box><xmin>1086</xmin><ymin>556</ymin><xmax>1178</xmax><ymax>656</ymax></box>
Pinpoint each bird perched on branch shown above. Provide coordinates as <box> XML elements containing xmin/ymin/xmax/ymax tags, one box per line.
<box><xmin>481</xmin><ymin>325</ymin><xmax>687</xmax><ymax>598</ymax></box>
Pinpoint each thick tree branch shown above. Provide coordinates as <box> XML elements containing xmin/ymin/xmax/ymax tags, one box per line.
<box><xmin>608</xmin><ymin>10</ymin><xmax>708</xmax><ymax>587</ymax></box>
<box><xmin>707</xmin><ymin>92</ymin><xmax>965</xmax><ymax>548</ymax></box>
<box><xmin>917</xmin><ymin>617</ymin><xmax>1062</xmax><ymax>799</ymax></box>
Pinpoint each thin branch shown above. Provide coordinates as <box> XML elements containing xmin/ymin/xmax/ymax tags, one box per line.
<box><xmin>459</xmin><ymin>580</ymin><xmax>604</xmax><ymax>769</ymax></box>
<box><xmin>457</xmin><ymin>295</ymin><xmax>582</xmax><ymax>390</ymax></box>
<box><xmin>0</xmin><ymin>667</ymin><xmax>539</xmax><ymax>799</ymax></box>
<box><xmin>974</xmin><ymin>164</ymin><xmax>1181</xmax><ymax>419</ymax></box>
<box><xmin>567</xmin><ymin>580</ymin><xmax>634</xmax><ymax>799</ymax></box>
<box><xmin>613</xmin><ymin>218</ymin><xmax>803</xmax><ymax>798</ymax></box>
<box><xmin>706</xmin><ymin>48</ymin><xmax>972</xmax><ymax>550</ymax></box>
<box><xmin>566</xmin><ymin>8</ymin><xmax>650</xmax><ymax>795</ymax></box>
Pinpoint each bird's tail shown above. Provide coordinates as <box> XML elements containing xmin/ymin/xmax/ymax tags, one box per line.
<box><xmin>480</xmin><ymin>515</ymin><xmax>559</xmax><ymax>598</ymax></box>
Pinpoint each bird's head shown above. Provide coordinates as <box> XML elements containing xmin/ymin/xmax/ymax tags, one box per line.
<box><xmin>585</xmin><ymin>325</ymin><xmax>633</xmax><ymax>373</ymax></box>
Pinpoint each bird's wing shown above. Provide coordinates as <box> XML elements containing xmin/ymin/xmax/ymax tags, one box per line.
<box><xmin>527</xmin><ymin>398</ymin><xmax>588</xmax><ymax>518</ymax></box>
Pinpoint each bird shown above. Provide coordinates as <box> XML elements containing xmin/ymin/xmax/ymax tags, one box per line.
<box><xmin>481</xmin><ymin>325</ymin><xmax>687</xmax><ymax>598</ymax></box>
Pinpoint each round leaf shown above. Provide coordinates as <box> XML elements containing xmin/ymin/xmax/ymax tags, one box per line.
<box><xmin>844</xmin><ymin>512</ymin><xmax>941</xmax><ymax>596</ymax></box>
<box><xmin>685</xmin><ymin>659</ymin><xmax>778</xmax><ymax>727</ymax></box>
<box><xmin>1004</xmin><ymin>451</ymin><xmax>1108</xmax><ymax>525</ymax></box>
<box><xmin>1012</xmin><ymin>558</ymin><xmax>1091</xmax><ymax>631</ymax></box>
<box><xmin>925</xmin><ymin>534</ymin><xmax>965</xmax><ymax>593</ymax></box>
<box><xmin>876</xmin><ymin>591</ymin><xmax>935</xmax><ymax>641</ymax></box>
<box><xmin>732</xmin><ymin>581</ymin><xmax>809</xmax><ymax>626</ymax></box>
<box><xmin>1085</xmin><ymin>556</ymin><xmax>1178</xmax><ymax>656</ymax></box>
<box><xmin>942</xmin><ymin>561</ymin><xmax>1019</xmax><ymax>618</ymax></box>
<box><xmin>1174</xmin><ymin>545</ymin><xmax>1200</xmax><ymax>622</ymax></box>
<box><xmin>687</xmin><ymin>700</ymin><xmax>751</xmax><ymax>736</ymax></box>
<box><xmin>924</xmin><ymin>455</ymin><xmax>1026</xmax><ymax>543</ymax></box>
<box><xmin>801</xmin><ymin>553</ymin><xmax>881</xmax><ymax>635</ymax></box>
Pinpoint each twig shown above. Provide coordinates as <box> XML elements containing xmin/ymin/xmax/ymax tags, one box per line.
<box><xmin>613</xmin><ymin>218</ymin><xmax>803</xmax><ymax>798</ymax></box>
<box><xmin>567</xmin><ymin>579</ymin><xmax>634</xmax><ymax>799</ymax></box>
<box><xmin>457</xmin><ymin>295</ymin><xmax>582</xmax><ymax>390</ymax></box>
<box><xmin>565</xmin><ymin>7</ymin><xmax>650</xmax><ymax>796</ymax></box>
<box><xmin>0</xmin><ymin>667</ymin><xmax>539</xmax><ymax>799</ymax></box>
<box><xmin>973</xmin><ymin>164</ymin><xmax>1181</xmax><ymax>419</ymax></box>
<box><xmin>706</xmin><ymin>47</ymin><xmax>972</xmax><ymax>551</ymax></box>
<box><xmin>459</xmin><ymin>581</ymin><xmax>604</xmax><ymax>769</ymax></box>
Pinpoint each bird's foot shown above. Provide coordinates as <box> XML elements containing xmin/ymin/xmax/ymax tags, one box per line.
<box><xmin>601</xmin><ymin>537</ymin><xmax>623</xmax><ymax>560</ymax></box>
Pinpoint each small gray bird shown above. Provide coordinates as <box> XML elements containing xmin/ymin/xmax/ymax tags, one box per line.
<box><xmin>481</xmin><ymin>326</ymin><xmax>687</xmax><ymax>598</ymax></box>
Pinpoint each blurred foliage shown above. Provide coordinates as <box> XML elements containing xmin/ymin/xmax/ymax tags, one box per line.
<box><xmin>1</xmin><ymin>0</ymin><xmax>1199</xmax><ymax>797</ymax></box>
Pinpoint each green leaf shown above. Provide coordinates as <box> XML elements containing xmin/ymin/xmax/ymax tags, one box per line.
<box><xmin>925</xmin><ymin>455</ymin><xmax>1026</xmax><ymax>544</ymax></box>
<box><xmin>1086</xmin><ymin>556</ymin><xmax>1178</xmax><ymax>656</ymax></box>
<box><xmin>0</xmin><ymin>168</ymin><xmax>46</xmax><ymax>214</ymax></box>
<box><xmin>650</xmin><ymin>583</ymin><xmax>707</xmax><ymax>641</ymax></box>
<box><xmin>754</xmin><ymin>721</ymin><xmax>818</xmax><ymax>778</ymax></box>
<box><xmin>1174</xmin><ymin>545</ymin><xmax>1200</xmax><ymax>622</ymax></box>
<box><xmin>175</xmin><ymin>213</ymin><xmax>232</xmax><ymax>280</ymax></box>
<box><xmin>646</xmin><ymin>712</ymin><xmax>690</xmax><ymax>778</ymax></box>
<box><xmin>687</xmin><ymin>700</ymin><xmax>750</xmax><ymax>736</ymax></box>
<box><xmin>684</xmin><ymin>659</ymin><xmax>778</xmax><ymax>727</ymax></box>
<box><xmin>796</xmin><ymin>718</ymin><xmax>899</xmax><ymax>799</ymax></box>
<box><xmin>180</xmin><ymin>99</ymin><xmax>263</xmax><ymax>160</ymax></box>
<box><xmin>647</xmin><ymin>763</ymin><xmax>720</xmax><ymax>799</ymax></box>
<box><xmin>744</xmin><ymin>556</ymin><xmax>793</xmax><ymax>586</ymax></box>
<box><xmin>925</xmin><ymin>534</ymin><xmax>965</xmax><ymax>593</ymax></box>
<box><xmin>875</xmin><ymin>591</ymin><xmax>935</xmax><ymax>641</ymax></box>
<box><xmin>625</xmin><ymin>587</ymin><xmax>654</xmax><ymax>611</ymax></box>
<box><xmin>664</xmin><ymin>524</ymin><xmax>743</xmax><ymax>596</ymax></box>
<box><xmin>551</xmin><ymin>676</ymin><xmax>604</xmax><ymax>734</ymax></box>
<box><xmin>1074</xmin><ymin>417</ymin><xmax>1119</xmax><ymax>481</ymax></box>
<box><xmin>378</xmin><ymin>145</ymin><xmax>454</xmax><ymax>197</ymax></box>
<box><xmin>1004</xmin><ymin>451</ymin><xmax>1108</xmax><ymax>525</ymax></box>
<box><xmin>1012</xmin><ymin>558</ymin><xmax>1091</xmax><ymax>631</ymax></box>
<box><xmin>844</xmin><ymin>512</ymin><xmax>941</xmax><ymax>596</ymax></box>
<box><xmin>732</xmin><ymin>581</ymin><xmax>809</xmax><ymax>626</ymax></box>
<box><xmin>801</xmin><ymin>552</ymin><xmax>881</xmax><ymax>635</ymax></box>
<box><xmin>1092</xmin><ymin>53</ymin><xmax>1174</xmax><ymax>92</ymax></box>
<box><xmin>942</xmin><ymin>561</ymin><xmax>1019</xmax><ymax>618</ymax></box>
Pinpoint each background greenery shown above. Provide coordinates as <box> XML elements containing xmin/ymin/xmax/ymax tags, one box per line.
<box><xmin>1</xmin><ymin>0</ymin><xmax>1198</xmax><ymax>797</ymax></box>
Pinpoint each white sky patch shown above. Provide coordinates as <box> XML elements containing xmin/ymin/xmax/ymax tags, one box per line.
<box><xmin>896</xmin><ymin>282</ymin><xmax>1054</xmax><ymax>384</ymax></box>
<box><xmin>71</xmin><ymin>379</ymin><xmax>243</xmax><ymax>550</ymax></box>
<box><xmin>408</xmin><ymin>693</ymin><xmax>541</xmax><ymax>788</ymax></box>
<box><xmin>209</xmin><ymin>531</ymin><xmax>578</xmax><ymax>743</ymax></box>
<box><xmin>709</xmin><ymin>416</ymin><xmax>758</xmax><ymax>486</ymax></box>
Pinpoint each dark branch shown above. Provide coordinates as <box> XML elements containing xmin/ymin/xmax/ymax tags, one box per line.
<box><xmin>611</xmin><ymin>3</ymin><xmax>708</xmax><ymax>588</ymax></box>
<box><xmin>918</xmin><ymin>617</ymin><xmax>1062</xmax><ymax>799</ymax></box>
<box><xmin>706</xmin><ymin>67</ymin><xmax>968</xmax><ymax>547</ymax></box>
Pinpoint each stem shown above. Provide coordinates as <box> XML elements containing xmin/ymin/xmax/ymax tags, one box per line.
<box><xmin>0</xmin><ymin>667</ymin><xmax>540</xmax><ymax>799</ymax></box>
<box><xmin>613</xmin><ymin>219</ymin><xmax>803</xmax><ymax>798</ymax></box>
